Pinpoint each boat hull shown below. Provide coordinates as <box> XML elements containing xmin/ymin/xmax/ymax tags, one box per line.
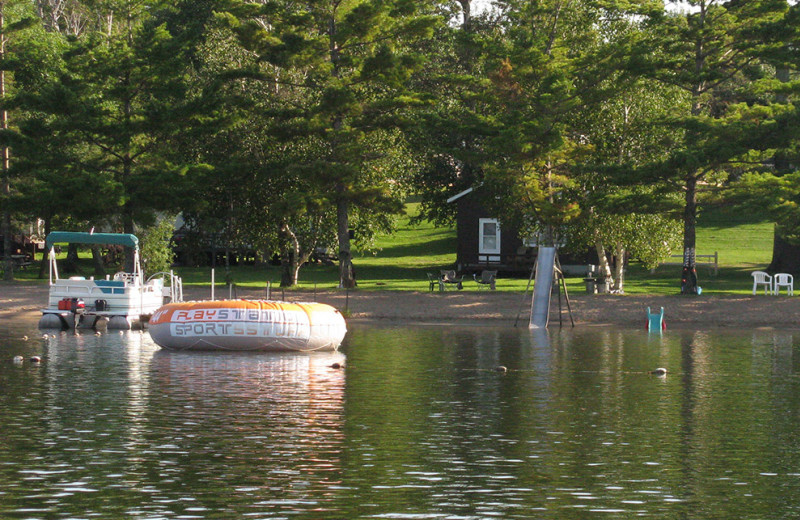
<box><xmin>39</xmin><ymin>311</ymin><xmax>140</xmax><ymax>330</ymax></box>
<box><xmin>148</xmin><ymin>300</ymin><xmax>347</xmax><ymax>352</ymax></box>
<box><xmin>39</xmin><ymin>278</ymin><xmax>165</xmax><ymax>330</ymax></box>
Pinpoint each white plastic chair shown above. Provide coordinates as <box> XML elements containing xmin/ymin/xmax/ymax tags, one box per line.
<box><xmin>752</xmin><ymin>271</ymin><xmax>773</xmax><ymax>295</ymax></box>
<box><xmin>774</xmin><ymin>273</ymin><xmax>794</xmax><ymax>296</ymax></box>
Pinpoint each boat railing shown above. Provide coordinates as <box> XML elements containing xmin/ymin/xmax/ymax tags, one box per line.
<box><xmin>147</xmin><ymin>270</ymin><xmax>184</xmax><ymax>303</ymax></box>
<box><xmin>50</xmin><ymin>279</ymin><xmax>136</xmax><ymax>297</ymax></box>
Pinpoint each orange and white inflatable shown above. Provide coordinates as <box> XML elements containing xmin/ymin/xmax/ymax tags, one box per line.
<box><xmin>148</xmin><ymin>300</ymin><xmax>347</xmax><ymax>352</ymax></box>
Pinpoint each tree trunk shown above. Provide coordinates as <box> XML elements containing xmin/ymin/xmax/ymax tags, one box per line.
<box><xmin>328</xmin><ymin>13</ymin><xmax>355</xmax><ymax>289</ymax></box>
<box><xmin>91</xmin><ymin>245</ymin><xmax>105</xmax><ymax>279</ymax></box>
<box><xmin>457</xmin><ymin>0</ymin><xmax>471</xmax><ymax>29</ymax></box>
<box><xmin>279</xmin><ymin>223</ymin><xmax>300</xmax><ymax>287</ymax></box>
<box><xmin>337</xmin><ymin>197</ymin><xmax>356</xmax><ymax>288</ymax></box>
<box><xmin>37</xmin><ymin>218</ymin><xmax>50</xmax><ymax>279</ymax></box>
<box><xmin>768</xmin><ymin>228</ymin><xmax>800</xmax><ymax>274</ymax></box>
<box><xmin>594</xmin><ymin>240</ymin><xmax>613</xmax><ymax>289</ymax></box>
<box><xmin>680</xmin><ymin>4</ymin><xmax>704</xmax><ymax>296</ymax></box>
<box><xmin>680</xmin><ymin>174</ymin><xmax>698</xmax><ymax>294</ymax></box>
<box><xmin>1</xmin><ymin>4</ymin><xmax>11</xmax><ymax>281</ymax></box>
<box><xmin>280</xmin><ymin>260</ymin><xmax>299</xmax><ymax>288</ymax></box>
<box><xmin>1</xmin><ymin>211</ymin><xmax>11</xmax><ymax>280</ymax></box>
<box><xmin>613</xmin><ymin>243</ymin><xmax>625</xmax><ymax>293</ymax></box>
<box><xmin>123</xmin><ymin>200</ymin><xmax>136</xmax><ymax>273</ymax></box>
<box><xmin>64</xmin><ymin>243</ymin><xmax>79</xmax><ymax>274</ymax></box>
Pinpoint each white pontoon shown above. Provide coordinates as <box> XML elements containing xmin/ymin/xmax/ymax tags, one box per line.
<box><xmin>39</xmin><ymin>232</ymin><xmax>182</xmax><ymax>330</ymax></box>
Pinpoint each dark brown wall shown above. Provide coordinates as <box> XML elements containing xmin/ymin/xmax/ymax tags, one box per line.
<box><xmin>454</xmin><ymin>191</ymin><xmax>523</xmax><ymax>270</ymax></box>
<box><xmin>456</xmin><ymin>196</ymin><xmax>480</xmax><ymax>267</ymax></box>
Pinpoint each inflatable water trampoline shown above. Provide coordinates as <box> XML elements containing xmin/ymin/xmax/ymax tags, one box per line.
<box><xmin>149</xmin><ymin>300</ymin><xmax>347</xmax><ymax>352</ymax></box>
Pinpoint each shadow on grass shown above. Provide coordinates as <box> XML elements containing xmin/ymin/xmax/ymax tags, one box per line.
<box><xmin>372</xmin><ymin>236</ymin><xmax>456</xmax><ymax>258</ymax></box>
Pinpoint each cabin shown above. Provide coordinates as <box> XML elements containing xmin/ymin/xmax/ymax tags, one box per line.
<box><xmin>447</xmin><ymin>187</ymin><xmax>537</xmax><ymax>274</ymax></box>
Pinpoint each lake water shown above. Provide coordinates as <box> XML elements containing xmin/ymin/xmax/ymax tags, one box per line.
<box><xmin>2</xmin><ymin>319</ymin><xmax>800</xmax><ymax>519</ymax></box>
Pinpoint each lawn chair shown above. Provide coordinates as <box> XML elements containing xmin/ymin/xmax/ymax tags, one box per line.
<box><xmin>440</xmin><ymin>270</ymin><xmax>464</xmax><ymax>290</ymax></box>
<box><xmin>473</xmin><ymin>270</ymin><xmax>497</xmax><ymax>290</ymax></box>
<box><xmin>752</xmin><ymin>271</ymin><xmax>773</xmax><ymax>295</ymax></box>
<box><xmin>774</xmin><ymin>273</ymin><xmax>794</xmax><ymax>296</ymax></box>
<box><xmin>427</xmin><ymin>272</ymin><xmax>443</xmax><ymax>292</ymax></box>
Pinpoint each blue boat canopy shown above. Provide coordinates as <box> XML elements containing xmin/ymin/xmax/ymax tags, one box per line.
<box><xmin>45</xmin><ymin>232</ymin><xmax>139</xmax><ymax>250</ymax></box>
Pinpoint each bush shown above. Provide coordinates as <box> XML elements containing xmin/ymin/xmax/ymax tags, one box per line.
<box><xmin>140</xmin><ymin>218</ymin><xmax>176</xmax><ymax>276</ymax></box>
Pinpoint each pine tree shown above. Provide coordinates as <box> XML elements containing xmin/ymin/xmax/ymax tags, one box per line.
<box><xmin>406</xmin><ymin>1</ymin><xmax>498</xmax><ymax>228</ymax></box>
<box><xmin>221</xmin><ymin>0</ymin><xmax>438</xmax><ymax>288</ymax></box>
<box><xmin>0</xmin><ymin>0</ymin><xmax>38</xmax><ymax>280</ymax></box>
<box><xmin>637</xmin><ymin>0</ymin><xmax>790</xmax><ymax>293</ymax></box>
<box><xmin>477</xmin><ymin>0</ymin><xmax>657</xmax><ymax>246</ymax></box>
<box><xmin>24</xmin><ymin>1</ymin><xmax>199</xmax><ymax>269</ymax></box>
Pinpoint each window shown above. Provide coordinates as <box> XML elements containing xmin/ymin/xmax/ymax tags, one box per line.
<box><xmin>479</xmin><ymin>218</ymin><xmax>501</xmax><ymax>256</ymax></box>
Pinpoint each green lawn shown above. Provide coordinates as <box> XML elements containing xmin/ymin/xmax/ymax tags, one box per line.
<box><xmin>5</xmin><ymin>203</ymin><xmax>776</xmax><ymax>296</ymax></box>
<box><xmin>177</xmin><ymin>202</ymin><xmax>457</xmax><ymax>292</ymax></box>
<box><xmin>631</xmin><ymin>205</ymin><xmax>774</xmax><ymax>296</ymax></box>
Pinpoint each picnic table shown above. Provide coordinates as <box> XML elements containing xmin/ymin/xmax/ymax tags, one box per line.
<box><xmin>8</xmin><ymin>254</ymin><xmax>32</xmax><ymax>269</ymax></box>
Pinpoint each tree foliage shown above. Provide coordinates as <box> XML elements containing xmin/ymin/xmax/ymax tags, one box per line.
<box><xmin>218</xmin><ymin>0</ymin><xmax>438</xmax><ymax>287</ymax></box>
<box><xmin>1</xmin><ymin>0</ymin><xmax>798</xmax><ymax>287</ymax></box>
<box><xmin>633</xmin><ymin>0</ymin><xmax>794</xmax><ymax>292</ymax></box>
<box><xmin>139</xmin><ymin>216</ymin><xmax>176</xmax><ymax>276</ymax></box>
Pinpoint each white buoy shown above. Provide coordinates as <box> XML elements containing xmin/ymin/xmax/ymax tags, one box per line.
<box><xmin>12</xmin><ymin>355</ymin><xmax>23</xmax><ymax>364</ymax></box>
<box><xmin>651</xmin><ymin>368</ymin><xmax>667</xmax><ymax>376</ymax></box>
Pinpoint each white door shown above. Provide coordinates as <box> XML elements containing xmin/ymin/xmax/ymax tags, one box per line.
<box><xmin>479</xmin><ymin>218</ymin><xmax>501</xmax><ymax>262</ymax></box>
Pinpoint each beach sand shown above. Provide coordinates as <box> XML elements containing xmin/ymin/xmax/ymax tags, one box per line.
<box><xmin>2</xmin><ymin>282</ymin><xmax>799</xmax><ymax>329</ymax></box>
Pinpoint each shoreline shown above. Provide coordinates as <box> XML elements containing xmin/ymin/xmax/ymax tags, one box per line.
<box><xmin>2</xmin><ymin>282</ymin><xmax>800</xmax><ymax>329</ymax></box>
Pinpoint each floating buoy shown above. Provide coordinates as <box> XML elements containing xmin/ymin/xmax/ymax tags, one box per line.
<box><xmin>12</xmin><ymin>355</ymin><xmax>23</xmax><ymax>364</ymax></box>
<box><xmin>30</xmin><ymin>356</ymin><xmax>42</xmax><ymax>363</ymax></box>
<box><xmin>495</xmin><ymin>366</ymin><xmax>508</xmax><ymax>373</ymax></box>
<box><xmin>650</xmin><ymin>367</ymin><xmax>667</xmax><ymax>376</ymax></box>
<box><xmin>21</xmin><ymin>336</ymin><xmax>28</xmax><ymax>341</ymax></box>
<box><xmin>95</xmin><ymin>331</ymin><xmax>102</xmax><ymax>336</ymax></box>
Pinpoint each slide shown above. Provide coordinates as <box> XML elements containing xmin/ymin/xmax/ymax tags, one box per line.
<box><xmin>530</xmin><ymin>247</ymin><xmax>556</xmax><ymax>329</ymax></box>
<box><xmin>647</xmin><ymin>306</ymin><xmax>665</xmax><ymax>332</ymax></box>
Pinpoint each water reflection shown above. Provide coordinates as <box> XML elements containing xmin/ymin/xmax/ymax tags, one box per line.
<box><xmin>2</xmin><ymin>322</ymin><xmax>800</xmax><ymax>518</ymax></box>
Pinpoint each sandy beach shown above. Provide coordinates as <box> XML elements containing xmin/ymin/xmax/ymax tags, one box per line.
<box><xmin>2</xmin><ymin>282</ymin><xmax>799</xmax><ymax>329</ymax></box>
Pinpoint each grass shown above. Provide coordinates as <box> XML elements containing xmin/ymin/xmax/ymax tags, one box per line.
<box><xmin>4</xmin><ymin>202</ymin><xmax>776</xmax><ymax>296</ymax></box>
